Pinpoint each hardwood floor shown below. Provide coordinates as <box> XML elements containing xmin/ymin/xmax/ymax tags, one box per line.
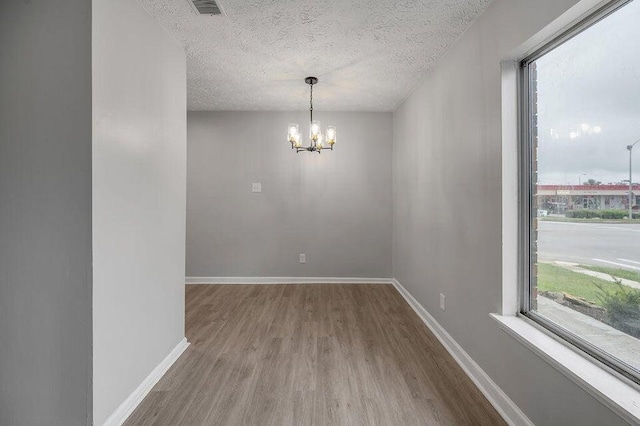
<box><xmin>124</xmin><ymin>284</ymin><xmax>506</xmax><ymax>425</ymax></box>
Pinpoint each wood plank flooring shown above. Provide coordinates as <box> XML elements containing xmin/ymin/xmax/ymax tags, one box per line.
<box><xmin>124</xmin><ymin>284</ymin><xmax>506</xmax><ymax>425</ymax></box>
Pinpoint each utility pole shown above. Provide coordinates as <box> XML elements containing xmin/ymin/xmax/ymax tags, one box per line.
<box><xmin>627</xmin><ymin>140</ymin><xmax>640</xmax><ymax>219</ymax></box>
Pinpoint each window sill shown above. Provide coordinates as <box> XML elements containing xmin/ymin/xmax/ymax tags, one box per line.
<box><xmin>490</xmin><ymin>313</ymin><xmax>640</xmax><ymax>424</ymax></box>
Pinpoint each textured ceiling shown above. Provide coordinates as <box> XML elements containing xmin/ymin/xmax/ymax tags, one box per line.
<box><xmin>137</xmin><ymin>0</ymin><xmax>492</xmax><ymax>111</ymax></box>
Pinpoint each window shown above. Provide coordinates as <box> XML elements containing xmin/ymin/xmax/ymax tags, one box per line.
<box><xmin>522</xmin><ymin>0</ymin><xmax>640</xmax><ymax>384</ymax></box>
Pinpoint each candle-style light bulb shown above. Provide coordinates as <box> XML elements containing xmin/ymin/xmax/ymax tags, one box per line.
<box><xmin>310</xmin><ymin>121</ymin><xmax>321</xmax><ymax>141</ymax></box>
<box><xmin>326</xmin><ymin>126</ymin><xmax>336</xmax><ymax>146</ymax></box>
<box><xmin>288</xmin><ymin>123</ymin><xmax>299</xmax><ymax>145</ymax></box>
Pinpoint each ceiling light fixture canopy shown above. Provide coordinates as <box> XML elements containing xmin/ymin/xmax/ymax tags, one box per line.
<box><xmin>288</xmin><ymin>77</ymin><xmax>336</xmax><ymax>154</ymax></box>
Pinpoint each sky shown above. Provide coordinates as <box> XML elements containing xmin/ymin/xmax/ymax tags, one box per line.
<box><xmin>536</xmin><ymin>0</ymin><xmax>640</xmax><ymax>185</ymax></box>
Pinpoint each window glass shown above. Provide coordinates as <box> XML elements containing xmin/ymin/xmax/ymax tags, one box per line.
<box><xmin>527</xmin><ymin>0</ymin><xmax>640</xmax><ymax>381</ymax></box>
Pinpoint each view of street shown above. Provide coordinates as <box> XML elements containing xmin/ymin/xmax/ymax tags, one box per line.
<box><xmin>536</xmin><ymin>220</ymin><xmax>640</xmax><ymax>372</ymax></box>
<box><xmin>538</xmin><ymin>221</ymin><xmax>640</xmax><ymax>270</ymax></box>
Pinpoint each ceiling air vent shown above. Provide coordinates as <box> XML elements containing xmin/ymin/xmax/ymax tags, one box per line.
<box><xmin>188</xmin><ymin>0</ymin><xmax>225</xmax><ymax>15</ymax></box>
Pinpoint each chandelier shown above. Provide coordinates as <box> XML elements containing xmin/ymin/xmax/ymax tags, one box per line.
<box><xmin>288</xmin><ymin>77</ymin><xmax>336</xmax><ymax>154</ymax></box>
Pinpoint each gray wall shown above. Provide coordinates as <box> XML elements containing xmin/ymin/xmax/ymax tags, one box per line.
<box><xmin>392</xmin><ymin>0</ymin><xmax>627</xmax><ymax>424</ymax></box>
<box><xmin>92</xmin><ymin>0</ymin><xmax>187</xmax><ymax>423</ymax></box>
<box><xmin>187</xmin><ymin>111</ymin><xmax>392</xmax><ymax>278</ymax></box>
<box><xmin>0</xmin><ymin>1</ymin><xmax>93</xmax><ymax>425</ymax></box>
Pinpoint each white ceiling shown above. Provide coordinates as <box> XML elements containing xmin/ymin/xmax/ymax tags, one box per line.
<box><xmin>137</xmin><ymin>0</ymin><xmax>492</xmax><ymax>111</ymax></box>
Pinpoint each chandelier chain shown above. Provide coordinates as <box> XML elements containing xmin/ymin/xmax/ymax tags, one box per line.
<box><xmin>309</xmin><ymin>82</ymin><xmax>313</xmax><ymax>122</ymax></box>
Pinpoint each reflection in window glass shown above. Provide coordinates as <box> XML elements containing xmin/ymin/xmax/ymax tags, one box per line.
<box><xmin>527</xmin><ymin>0</ymin><xmax>640</xmax><ymax>381</ymax></box>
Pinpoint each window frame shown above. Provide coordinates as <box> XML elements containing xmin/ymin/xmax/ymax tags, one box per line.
<box><xmin>519</xmin><ymin>0</ymin><xmax>640</xmax><ymax>386</ymax></box>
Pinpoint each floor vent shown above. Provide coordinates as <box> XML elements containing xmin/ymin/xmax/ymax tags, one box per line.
<box><xmin>188</xmin><ymin>0</ymin><xmax>224</xmax><ymax>15</ymax></box>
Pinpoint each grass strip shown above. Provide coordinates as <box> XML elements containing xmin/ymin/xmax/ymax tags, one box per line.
<box><xmin>537</xmin><ymin>263</ymin><xmax>628</xmax><ymax>308</ymax></box>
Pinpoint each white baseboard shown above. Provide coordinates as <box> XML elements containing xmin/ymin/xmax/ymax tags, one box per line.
<box><xmin>186</xmin><ymin>276</ymin><xmax>393</xmax><ymax>285</ymax></box>
<box><xmin>391</xmin><ymin>279</ymin><xmax>533</xmax><ymax>426</ymax></box>
<box><xmin>102</xmin><ymin>337</ymin><xmax>190</xmax><ymax>426</ymax></box>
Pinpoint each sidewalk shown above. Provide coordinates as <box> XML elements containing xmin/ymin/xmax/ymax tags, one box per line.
<box><xmin>538</xmin><ymin>297</ymin><xmax>640</xmax><ymax>371</ymax></box>
<box><xmin>549</xmin><ymin>260</ymin><xmax>640</xmax><ymax>291</ymax></box>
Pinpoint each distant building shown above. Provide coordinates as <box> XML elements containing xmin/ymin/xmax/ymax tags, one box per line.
<box><xmin>537</xmin><ymin>184</ymin><xmax>640</xmax><ymax>213</ymax></box>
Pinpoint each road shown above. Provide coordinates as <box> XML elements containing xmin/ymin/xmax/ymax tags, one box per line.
<box><xmin>538</xmin><ymin>221</ymin><xmax>640</xmax><ymax>270</ymax></box>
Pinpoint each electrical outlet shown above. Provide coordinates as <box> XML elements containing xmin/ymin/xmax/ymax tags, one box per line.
<box><xmin>299</xmin><ymin>253</ymin><xmax>306</xmax><ymax>264</ymax></box>
<box><xmin>440</xmin><ymin>293</ymin><xmax>445</xmax><ymax>310</ymax></box>
<box><xmin>251</xmin><ymin>183</ymin><xmax>262</xmax><ymax>193</ymax></box>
